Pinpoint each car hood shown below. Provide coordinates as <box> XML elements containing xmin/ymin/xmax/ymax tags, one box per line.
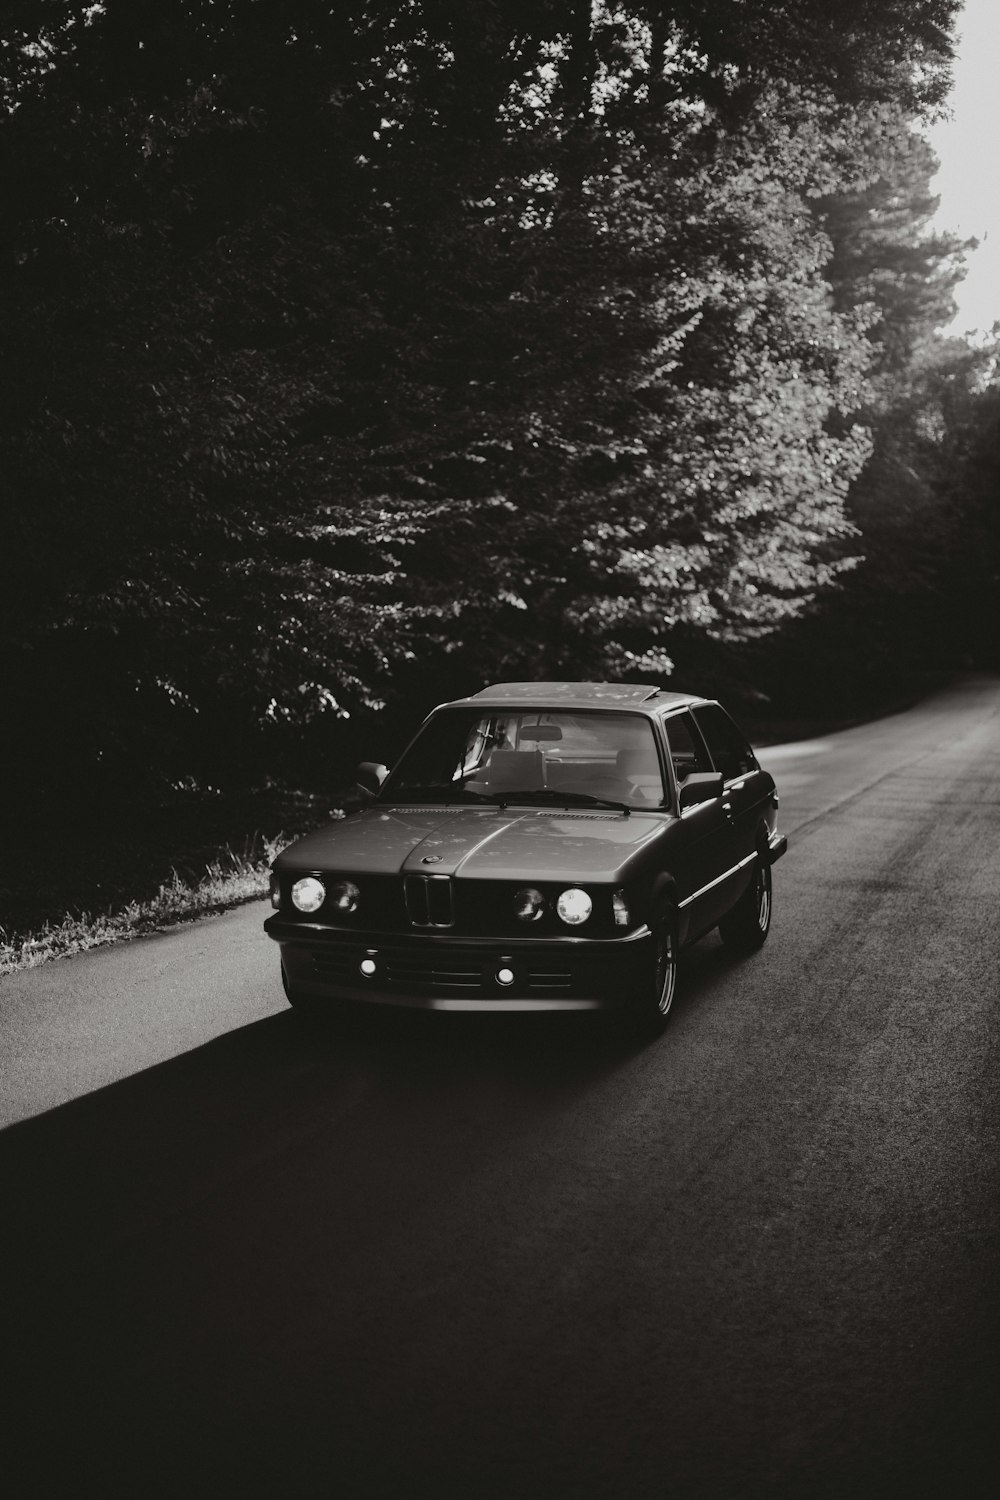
<box><xmin>276</xmin><ymin>805</ymin><xmax>668</xmax><ymax>883</ymax></box>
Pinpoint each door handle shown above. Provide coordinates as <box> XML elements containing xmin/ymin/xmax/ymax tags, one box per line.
<box><xmin>722</xmin><ymin>801</ymin><xmax>734</xmax><ymax>821</ymax></box>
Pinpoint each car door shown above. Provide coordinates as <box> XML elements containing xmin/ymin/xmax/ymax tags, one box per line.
<box><xmin>660</xmin><ymin>710</ymin><xmax>743</xmax><ymax>937</ymax></box>
<box><xmin>691</xmin><ymin>704</ymin><xmax>766</xmax><ymax>869</ymax></box>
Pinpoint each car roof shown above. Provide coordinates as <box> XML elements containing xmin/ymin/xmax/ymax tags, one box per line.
<box><xmin>446</xmin><ymin>681</ymin><xmax>708</xmax><ymax>714</ymax></box>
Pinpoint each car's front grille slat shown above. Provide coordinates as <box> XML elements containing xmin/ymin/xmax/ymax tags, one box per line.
<box><xmin>386</xmin><ymin>961</ymin><xmax>481</xmax><ymax>991</ymax></box>
<box><xmin>427</xmin><ymin>878</ymin><xmax>454</xmax><ymax>926</ymax></box>
<box><xmin>311</xmin><ymin>951</ymin><xmax>356</xmax><ymax>977</ymax></box>
<box><xmin>526</xmin><ymin>969</ymin><xmax>572</xmax><ymax>991</ymax></box>
<box><xmin>404</xmin><ymin>876</ymin><xmax>429</xmax><ymax>925</ymax></box>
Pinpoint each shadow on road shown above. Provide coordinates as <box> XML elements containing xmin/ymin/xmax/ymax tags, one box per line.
<box><xmin>0</xmin><ymin>1001</ymin><xmax>631</xmax><ymax>1246</ymax></box>
<box><xmin>3</xmin><ymin>926</ymin><xmax>997</xmax><ymax>1500</ymax></box>
<box><xmin>2</xmin><ymin>936</ymin><xmax>752</xmax><ymax>1211</ymax></box>
<box><xmin>1</xmin><ymin>945</ymin><xmax>759</xmax><ymax>1497</ymax></box>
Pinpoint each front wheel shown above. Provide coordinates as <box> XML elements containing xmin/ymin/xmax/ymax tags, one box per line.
<box><xmin>629</xmin><ymin>901</ymin><xmax>679</xmax><ymax>1034</ymax></box>
<box><xmin>718</xmin><ymin>854</ymin><xmax>771</xmax><ymax>953</ymax></box>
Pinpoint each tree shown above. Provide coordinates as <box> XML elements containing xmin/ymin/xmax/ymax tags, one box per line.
<box><xmin>0</xmin><ymin>2</ymin><xmax>962</xmax><ymax>802</ymax></box>
<box><xmin>765</xmin><ymin>120</ymin><xmax>987</xmax><ymax>704</ymax></box>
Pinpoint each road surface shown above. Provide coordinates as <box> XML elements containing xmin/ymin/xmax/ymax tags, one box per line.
<box><xmin>2</xmin><ymin>675</ymin><xmax>999</xmax><ymax>1497</ymax></box>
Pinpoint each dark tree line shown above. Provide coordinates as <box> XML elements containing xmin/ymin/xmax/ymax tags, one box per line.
<box><xmin>2</xmin><ymin>0</ymin><xmax>993</xmax><ymax>820</ymax></box>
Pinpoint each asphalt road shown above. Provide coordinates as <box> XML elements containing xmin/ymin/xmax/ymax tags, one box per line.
<box><xmin>2</xmin><ymin>676</ymin><xmax>999</xmax><ymax>1498</ymax></box>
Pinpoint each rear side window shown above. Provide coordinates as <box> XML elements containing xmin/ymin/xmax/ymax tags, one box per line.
<box><xmin>662</xmin><ymin>712</ymin><xmax>713</xmax><ymax>784</ymax></box>
<box><xmin>692</xmin><ymin>705</ymin><xmax>758</xmax><ymax>781</ymax></box>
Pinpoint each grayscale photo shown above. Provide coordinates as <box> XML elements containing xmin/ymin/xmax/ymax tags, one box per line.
<box><xmin>2</xmin><ymin>3</ymin><xmax>997</xmax><ymax>1496</ymax></box>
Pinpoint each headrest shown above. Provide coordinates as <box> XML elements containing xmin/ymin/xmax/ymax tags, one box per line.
<box><xmin>617</xmin><ymin>747</ymin><xmax>660</xmax><ymax>778</ymax></box>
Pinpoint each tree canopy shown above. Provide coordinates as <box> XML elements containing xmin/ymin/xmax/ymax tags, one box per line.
<box><xmin>5</xmin><ymin>0</ymin><xmax>988</xmax><ymax>806</ymax></box>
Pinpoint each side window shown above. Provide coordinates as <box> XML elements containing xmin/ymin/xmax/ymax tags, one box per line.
<box><xmin>692</xmin><ymin>705</ymin><xmax>758</xmax><ymax>782</ymax></box>
<box><xmin>662</xmin><ymin>712</ymin><xmax>713</xmax><ymax>785</ymax></box>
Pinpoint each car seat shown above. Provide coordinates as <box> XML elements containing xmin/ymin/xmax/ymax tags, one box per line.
<box><xmin>485</xmin><ymin>748</ymin><xmax>545</xmax><ymax>792</ymax></box>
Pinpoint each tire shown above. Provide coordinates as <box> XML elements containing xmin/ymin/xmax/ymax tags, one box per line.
<box><xmin>718</xmin><ymin>853</ymin><xmax>771</xmax><ymax>953</ymax></box>
<box><xmin>630</xmin><ymin>900</ymin><xmax>679</xmax><ymax>1033</ymax></box>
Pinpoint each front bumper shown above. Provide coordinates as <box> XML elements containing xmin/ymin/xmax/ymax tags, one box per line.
<box><xmin>264</xmin><ymin>916</ymin><xmax>653</xmax><ymax>1011</ymax></box>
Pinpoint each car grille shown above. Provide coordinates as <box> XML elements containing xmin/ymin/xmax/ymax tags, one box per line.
<box><xmin>404</xmin><ymin>875</ymin><xmax>455</xmax><ymax>928</ymax></box>
<box><xmin>282</xmin><ymin>875</ymin><xmax>615</xmax><ymax>939</ymax></box>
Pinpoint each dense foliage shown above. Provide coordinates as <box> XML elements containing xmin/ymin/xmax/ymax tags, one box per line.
<box><xmin>3</xmin><ymin>0</ymin><xmax>993</xmax><ymax>824</ymax></box>
<box><xmin>763</xmin><ymin>125</ymin><xmax>999</xmax><ymax>715</ymax></box>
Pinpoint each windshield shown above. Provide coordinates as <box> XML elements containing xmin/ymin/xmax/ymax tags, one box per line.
<box><xmin>382</xmin><ymin>707</ymin><xmax>665</xmax><ymax>809</ymax></box>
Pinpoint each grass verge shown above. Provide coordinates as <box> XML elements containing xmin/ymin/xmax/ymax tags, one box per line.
<box><xmin>0</xmin><ymin>839</ymin><xmax>286</xmax><ymax>977</ymax></box>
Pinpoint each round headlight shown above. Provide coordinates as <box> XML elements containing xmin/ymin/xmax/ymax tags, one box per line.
<box><xmin>291</xmin><ymin>876</ymin><xmax>326</xmax><ymax>914</ymax></box>
<box><xmin>514</xmin><ymin>887</ymin><xmax>546</xmax><ymax>923</ymax></box>
<box><xmin>556</xmin><ymin>887</ymin><xmax>592</xmax><ymax>926</ymax></box>
<box><xmin>330</xmin><ymin>880</ymin><xmax>361</xmax><ymax>915</ymax></box>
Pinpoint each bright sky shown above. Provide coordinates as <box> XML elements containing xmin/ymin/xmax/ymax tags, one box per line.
<box><xmin>926</xmin><ymin>0</ymin><xmax>1000</xmax><ymax>337</ymax></box>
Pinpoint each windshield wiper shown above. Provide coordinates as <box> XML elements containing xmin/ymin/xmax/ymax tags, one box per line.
<box><xmin>491</xmin><ymin>788</ymin><xmax>632</xmax><ymax>815</ymax></box>
<box><xmin>380</xmin><ymin>783</ymin><xmax>497</xmax><ymax>805</ymax></box>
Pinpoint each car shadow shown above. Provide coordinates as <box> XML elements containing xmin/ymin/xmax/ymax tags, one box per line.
<box><xmin>0</xmin><ymin>999</ymin><xmax>653</xmax><ymax>1276</ymax></box>
<box><xmin>0</xmin><ymin>935</ymin><xmax>746</xmax><ymax>1239</ymax></box>
<box><xmin>0</xmin><ymin>940</ymin><xmax>753</xmax><ymax>1497</ymax></box>
<box><xmin>0</xmin><ymin>928</ymin><xmax>756</xmax><ymax>1258</ymax></box>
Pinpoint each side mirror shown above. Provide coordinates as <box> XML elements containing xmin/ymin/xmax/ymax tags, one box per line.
<box><xmin>679</xmin><ymin>771</ymin><xmax>724</xmax><ymax>810</ymax></box>
<box><xmin>356</xmin><ymin>761</ymin><xmax>389</xmax><ymax>799</ymax></box>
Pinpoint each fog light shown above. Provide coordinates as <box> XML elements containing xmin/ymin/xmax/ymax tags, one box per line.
<box><xmin>291</xmin><ymin>876</ymin><xmax>325</xmax><ymax>913</ymax></box>
<box><xmin>556</xmin><ymin>887</ymin><xmax>592</xmax><ymax>926</ymax></box>
<box><xmin>359</xmin><ymin>957</ymin><xmax>377</xmax><ymax>977</ymax></box>
<box><xmin>496</xmin><ymin>966</ymin><xmax>515</xmax><ymax>986</ymax></box>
